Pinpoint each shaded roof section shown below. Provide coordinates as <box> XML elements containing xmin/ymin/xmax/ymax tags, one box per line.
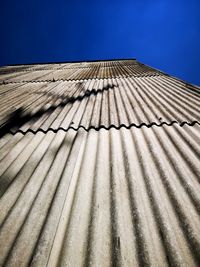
<box><xmin>0</xmin><ymin>60</ymin><xmax>199</xmax><ymax>135</ymax></box>
<box><xmin>0</xmin><ymin>125</ymin><xmax>200</xmax><ymax>266</ymax></box>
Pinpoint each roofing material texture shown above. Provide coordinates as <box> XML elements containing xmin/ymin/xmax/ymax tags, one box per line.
<box><xmin>0</xmin><ymin>59</ymin><xmax>200</xmax><ymax>267</ymax></box>
<box><xmin>0</xmin><ymin>60</ymin><xmax>160</xmax><ymax>83</ymax></box>
<box><xmin>0</xmin><ymin>75</ymin><xmax>200</xmax><ymax>134</ymax></box>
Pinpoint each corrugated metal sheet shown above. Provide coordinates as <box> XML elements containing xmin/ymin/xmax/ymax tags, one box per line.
<box><xmin>0</xmin><ymin>60</ymin><xmax>161</xmax><ymax>83</ymax></box>
<box><xmin>0</xmin><ymin>59</ymin><xmax>200</xmax><ymax>267</ymax></box>
<box><xmin>0</xmin><ymin>125</ymin><xmax>200</xmax><ymax>266</ymax></box>
<box><xmin>0</xmin><ymin>60</ymin><xmax>137</xmax><ymax>74</ymax></box>
<box><xmin>0</xmin><ymin>75</ymin><xmax>199</xmax><ymax>133</ymax></box>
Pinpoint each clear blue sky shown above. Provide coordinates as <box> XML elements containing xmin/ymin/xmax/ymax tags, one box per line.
<box><xmin>0</xmin><ymin>0</ymin><xmax>200</xmax><ymax>85</ymax></box>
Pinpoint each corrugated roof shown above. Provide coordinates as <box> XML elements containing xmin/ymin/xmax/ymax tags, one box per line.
<box><xmin>0</xmin><ymin>75</ymin><xmax>199</xmax><ymax>134</ymax></box>
<box><xmin>0</xmin><ymin>59</ymin><xmax>200</xmax><ymax>267</ymax></box>
<box><xmin>0</xmin><ymin>60</ymin><xmax>161</xmax><ymax>83</ymax></box>
<box><xmin>0</xmin><ymin>125</ymin><xmax>200</xmax><ymax>266</ymax></box>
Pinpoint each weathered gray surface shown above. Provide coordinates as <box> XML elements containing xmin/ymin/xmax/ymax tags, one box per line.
<box><xmin>0</xmin><ymin>126</ymin><xmax>200</xmax><ymax>266</ymax></box>
<box><xmin>0</xmin><ymin>59</ymin><xmax>200</xmax><ymax>266</ymax></box>
<box><xmin>0</xmin><ymin>60</ymin><xmax>158</xmax><ymax>82</ymax></box>
<box><xmin>0</xmin><ymin>75</ymin><xmax>200</xmax><ymax>133</ymax></box>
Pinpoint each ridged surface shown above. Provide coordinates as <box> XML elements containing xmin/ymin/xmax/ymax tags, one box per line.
<box><xmin>0</xmin><ymin>75</ymin><xmax>199</xmax><ymax>133</ymax></box>
<box><xmin>0</xmin><ymin>125</ymin><xmax>199</xmax><ymax>267</ymax></box>
<box><xmin>0</xmin><ymin>60</ymin><xmax>137</xmax><ymax>74</ymax></box>
<box><xmin>0</xmin><ymin>60</ymin><xmax>160</xmax><ymax>83</ymax></box>
<box><xmin>0</xmin><ymin>59</ymin><xmax>200</xmax><ymax>267</ymax></box>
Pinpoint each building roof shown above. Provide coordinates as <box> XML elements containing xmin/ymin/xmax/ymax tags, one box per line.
<box><xmin>0</xmin><ymin>59</ymin><xmax>200</xmax><ymax>266</ymax></box>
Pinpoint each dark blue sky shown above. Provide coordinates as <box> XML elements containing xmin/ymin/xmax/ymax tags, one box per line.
<box><xmin>0</xmin><ymin>0</ymin><xmax>200</xmax><ymax>85</ymax></box>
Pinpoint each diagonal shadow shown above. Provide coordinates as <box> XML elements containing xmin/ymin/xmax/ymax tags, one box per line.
<box><xmin>0</xmin><ymin>82</ymin><xmax>117</xmax><ymax>138</ymax></box>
